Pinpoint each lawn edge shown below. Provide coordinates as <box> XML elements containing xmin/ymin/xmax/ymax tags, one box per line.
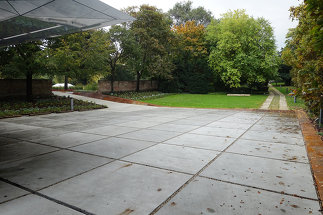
<box><xmin>296</xmin><ymin>109</ymin><xmax>323</xmax><ymax>210</ymax></box>
<box><xmin>74</xmin><ymin>91</ymin><xmax>296</xmax><ymax>113</ymax></box>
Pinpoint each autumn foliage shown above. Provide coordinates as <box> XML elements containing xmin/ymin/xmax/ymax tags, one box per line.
<box><xmin>282</xmin><ymin>2</ymin><xmax>323</xmax><ymax>115</ymax></box>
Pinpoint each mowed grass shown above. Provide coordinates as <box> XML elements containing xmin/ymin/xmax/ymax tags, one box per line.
<box><xmin>274</xmin><ymin>86</ymin><xmax>306</xmax><ymax>110</ymax></box>
<box><xmin>141</xmin><ymin>93</ymin><xmax>268</xmax><ymax>109</ymax></box>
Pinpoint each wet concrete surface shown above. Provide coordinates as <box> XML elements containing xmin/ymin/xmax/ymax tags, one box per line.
<box><xmin>0</xmin><ymin>105</ymin><xmax>321</xmax><ymax>214</ymax></box>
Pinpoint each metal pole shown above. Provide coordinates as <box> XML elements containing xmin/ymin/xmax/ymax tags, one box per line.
<box><xmin>294</xmin><ymin>96</ymin><xmax>296</xmax><ymax>103</ymax></box>
<box><xmin>71</xmin><ymin>98</ymin><xmax>74</xmax><ymax>111</ymax></box>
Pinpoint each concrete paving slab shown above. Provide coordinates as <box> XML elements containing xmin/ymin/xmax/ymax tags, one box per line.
<box><xmin>201</xmin><ymin>153</ymin><xmax>318</xmax><ymax>199</ymax></box>
<box><xmin>217</xmin><ymin>117</ymin><xmax>259</xmax><ymax>124</ymax></box>
<box><xmin>257</xmin><ymin>118</ymin><xmax>300</xmax><ymax>126</ymax></box>
<box><xmin>11</xmin><ymin>117</ymin><xmax>74</xmax><ymax>128</ymax></box>
<box><xmin>186</xmin><ymin>114</ymin><xmax>225</xmax><ymax>122</ymax></box>
<box><xmin>228</xmin><ymin>112</ymin><xmax>264</xmax><ymax>119</ymax></box>
<box><xmin>0</xmin><ymin>137</ymin><xmax>22</xmax><ymax>146</ymax></box>
<box><xmin>139</xmin><ymin>116</ymin><xmax>179</xmax><ymax>123</ymax></box>
<box><xmin>0</xmin><ymin>194</ymin><xmax>83</xmax><ymax>215</ymax></box>
<box><xmin>168</xmin><ymin>118</ymin><xmax>211</xmax><ymax>126</ymax></box>
<box><xmin>156</xmin><ymin>177</ymin><xmax>321</xmax><ymax>215</ymax></box>
<box><xmin>190</xmin><ymin>127</ymin><xmax>246</xmax><ymax>138</ymax></box>
<box><xmin>1</xmin><ymin>127</ymin><xmax>70</xmax><ymax>141</ymax></box>
<box><xmin>83</xmin><ymin>117</ymin><xmax>131</xmax><ymax>125</ymax></box>
<box><xmin>82</xmin><ymin>125</ymin><xmax>139</xmax><ymax>136</ymax></box>
<box><xmin>116</xmin><ymin>120</ymin><xmax>163</xmax><ymax>128</ymax></box>
<box><xmin>247</xmin><ymin>129</ymin><xmax>303</xmax><ymax>139</ymax></box>
<box><xmin>149</xmin><ymin>123</ymin><xmax>199</xmax><ymax>133</ymax></box>
<box><xmin>0</xmin><ymin>141</ymin><xmax>58</xmax><ymax>164</ymax></box>
<box><xmin>0</xmin><ymin>181</ymin><xmax>28</xmax><ymax>203</ymax></box>
<box><xmin>71</xmin><ymin>137</ymin><xmax>156</xmax><ymax>159</ymax></box>
<box><xmin>123</xmin><ymin>144</ymin><xmax>218</xmax><ymax>174</ymax></box>
<box><xmin>227</xmin><ymin>139</ymin><xmax>309</xmax><ymax>163</ymax></box>
<box><xmin>184</xmin><ymin>116</ymin><xmax>222</xmax><ymax>124</ymax></box>
<box><xmin>40</xmin><ymin>161</ymin><xmax>191</xmax><ymax>215</ymax></box>
<box><xmin>241</xmin><ymin>130</ymin><xmax>304</xmax><ymax>145</ymax></box>
<box><xmin>0</xmin><ymin>150</ymin><xmax>111</xmax><ymax>190</ymax></box>
<box><xmin>251</xmin><ymin>124</ymin><xmax>302</xmax><ymax>134</ymax></box>
<box><xmin>0</xmin><ymin>99</ymin><xmax>320</xmax><ymax>214</ymax></box>
<box><xmin>0</xmin><ymin>122</ymin><xmax>39</xmax><ymax>135</ymax></box>
<box><xmin>118</xmin><ymin>129</ymin><xmax>182</xmax><ymax>142</ymax></box>
<box><xmin>207</xmin><ymin>121</ymin><xmax>253</xmax><ymax>129</ymax></box>
<box><xmin>33</xmin><ymin>132</ymin><xmax>107</xmax><ymax>148</ymax></box>
<box><xmin>164</xmin><ymin>133</ymin><xmax>235</xmax><ymax>151</ymax></box>
<box><xmin>49</xmin><ymin>122</ymin><xmax>105</xmax><ymax>132</ymax></box>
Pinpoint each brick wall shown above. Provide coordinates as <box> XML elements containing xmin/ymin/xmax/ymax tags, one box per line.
<box><xmin>0</xmin><ymin>79</ymin><xmax>52</xmax><ymax>98</ymax></box>
<box><xmin>98</xmin><ymin>80</ymin><xmax>158</xmax><ymax>93</ymax></box>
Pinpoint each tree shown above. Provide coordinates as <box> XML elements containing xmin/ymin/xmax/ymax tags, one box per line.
<box><xmin>282</xmin><ymin>2</ymin><xmax>322</xmax><ymax>114</ymax></box>
<box><xmin>46</xmin><ymin>30</ymin><xmax>110</xmax><ymax>89</ymax></box>
<box><xmin>106</xmin><ymin>25</ymin><xmax>132</xmax><ymax>93</ymax></box>
<box><xmin>124</xmin><ymin>5</ymin><xmax>174</xmax><ymax>92</ymax></box>
<box><xmin>206</xmin><ymin>10</ymin><xmax>279</xmax><ymax>91</ymax></box>
<box><xmin>168</xmin><ymin>20</ymin><xmax>210</xmax><ymax>93</ymax></box>
<box><xmin>0</xmin><ymin>41</ymin><xmax>44</xmax><ymax>101</ymax></box>
<box><xmin>168</xmin><ymin>1</ymin><xmax>213</xmax><ymax>26</ymax></box>
<box><xmin>276</xmin><ymin>51</ymin><xmax>292</xmax><ymax>85</ymax></box>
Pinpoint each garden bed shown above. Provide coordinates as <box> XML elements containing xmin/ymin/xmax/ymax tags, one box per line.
<box><xmin>107</xmin><ymin>91</ymin><xmax>170</xmax><ymax>101</ymax></box>
<box><xmin>0</xmin><ymin>96</ymin><xmax>107</xmax><ymax>118</ymax></box>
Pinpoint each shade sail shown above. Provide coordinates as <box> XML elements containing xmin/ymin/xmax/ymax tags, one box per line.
<box><xmin>0</xmin><ymin>0</ymin><xmax>134</xmax><ymax>46</ymax></box>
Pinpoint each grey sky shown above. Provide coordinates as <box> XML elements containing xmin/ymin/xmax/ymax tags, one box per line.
<box><xmin>101</xmin><ymin>0</ymin><xmax>300</xmax><ymax>50</ymax></box>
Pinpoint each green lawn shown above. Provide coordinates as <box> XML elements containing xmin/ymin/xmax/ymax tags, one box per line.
<box><xmin>274</xmin><ymin>86</ymin><xmax>306</xmax><ymax>110</ymax></box>
<box><xmin>141</xmin><ymin>93</ymin><xmax>268</xmax><ymax>109</ymax></box>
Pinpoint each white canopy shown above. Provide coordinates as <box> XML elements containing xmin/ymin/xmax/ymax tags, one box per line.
<box><xmin>0</xmin><ymin>0</ymin><xmax>134</xmax><ymax>46</ymax></box>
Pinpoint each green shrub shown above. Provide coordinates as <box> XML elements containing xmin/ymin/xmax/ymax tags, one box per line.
<box><xmin>186</xmin><ymin>73</ymin><xmax>209</xmax><ymax>94</ymax></box>
<box><xmin>83</xmin><ymin>83</ymin><xmax>98</xmax><ymax>91</ymax></box>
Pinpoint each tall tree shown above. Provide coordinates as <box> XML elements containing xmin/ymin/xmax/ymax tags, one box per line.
<box><xmin>106</xmin><ymin>25</ymin><xmax>131</xmax><ymax>93</ymax></box>
<box><xmin>124</xmin><ymin>5</ymin><xmax>174</xmax><ymax>92</ymax></box>
<box><xmin>169</xmin><ymin>20</ymin><xmax>210</xmax><ymax>93</ymax></box>
<box><xmin>168</xmin><ymin>1</ymin><xmax>213</xmax><ymax>26</ymax></box>
<box><xmin>46</xmin><ymin>30</ymin><xmax>110</xmax><ymax>89</ymax></box>
<box><xmin>282</xmin><ymin>2</ymin><xmax>322</xmax><ymax>114</ymax></box>
<box><xmin>206</xmin><ymin>10</ymin><xmax>279</xmax><ymax>90</ymax></box>
<box><xmin>0</xmin><ymin>41</ymin><xmax>44</xmax><ymax>101</ymax></box>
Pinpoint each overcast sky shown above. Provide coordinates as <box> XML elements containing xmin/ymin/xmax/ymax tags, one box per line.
<box><xmin>101</xmin><ymin>0</ymin><xmax>301</xmax><ymax>50</ymax></box>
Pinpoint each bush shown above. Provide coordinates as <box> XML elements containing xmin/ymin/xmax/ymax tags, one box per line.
<box><xmin>159</xmin><ymin>79</ymin><xmax>181</xmax><ymax>93</ymax></box>
<box><xmin>83</xmin><ymin>82</ymin><xmax>98</xmax><ymax>91</ymax></box>
<box><xmin>186</xmin><ymin>74</ymin><xmax>209</xmax><ymax>94</ymax></box>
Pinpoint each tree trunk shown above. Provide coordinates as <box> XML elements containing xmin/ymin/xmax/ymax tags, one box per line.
<box><xmin>64</xmin><ymin>76</ymin><xmax>68</xmax><ymax>91</ymax></box>
<box><xmin>136</xmin><ymin>71</ymin><xmax>141</xmax><ymax>92</ymax></box>
<box><xmin>110</xmin><ymin>65</ymin><xmax>115</xmax><ymax>94</ymax></box>
<box><xmin>110</xmin><ymin>79</ymin><xmax>114</xmax><ymax>94</ymax></box>
<box><xmin>26</xmin><ymin>70</ymin><xmax>33</xmax><ymax>102</ymax></box>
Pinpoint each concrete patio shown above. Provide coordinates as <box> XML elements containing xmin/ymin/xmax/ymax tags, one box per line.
<box><xmin>0</xmin><ymin>99</ymin><xmax>321</xmax><ymax>214</ymax></box>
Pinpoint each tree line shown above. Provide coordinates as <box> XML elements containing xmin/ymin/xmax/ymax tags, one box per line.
<box><xmin>282</xmin><ymin>0</ymin><xmax>322</xmax><ymax>116</ymax></box>
<box><xmin>0</xmin><ymin>1</ymin><xmax>279</xmax><ymax>99</ymax></box>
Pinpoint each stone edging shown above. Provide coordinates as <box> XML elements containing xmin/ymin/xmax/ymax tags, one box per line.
<box><xmin>296</xmin><ymin>110</ymin><xmax>323</xmax><ymax>210</ymax></box>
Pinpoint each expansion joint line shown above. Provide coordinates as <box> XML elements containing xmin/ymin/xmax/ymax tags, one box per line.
<box><xmin>149</xmin><ymin>113</ymin><xmax>266</xmax><ymax>214</ymax></box>
<box><xmin>0</xmin><ymin>177</ymin><xmax>95</xmax><ymax>215</ymax></box>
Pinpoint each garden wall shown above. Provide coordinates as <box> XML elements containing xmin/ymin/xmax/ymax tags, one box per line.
<box><xmin>0</xmin><ymin>79</ymin><xmax>52</xmax><ymax>98</ymax></box>
<box><xmin>98</xmin><ymin>80</ymin><xmax>158</xmax><ymax>93</ymax></box>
